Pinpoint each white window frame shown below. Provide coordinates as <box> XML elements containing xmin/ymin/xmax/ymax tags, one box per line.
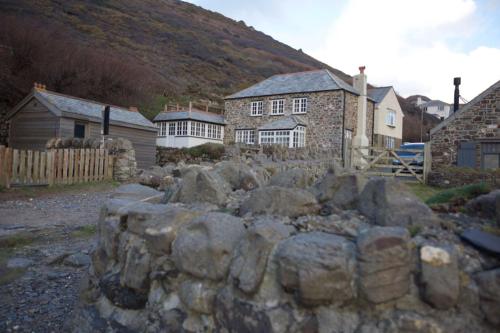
<box><xmin>385</xmin><ymin>136</ymin><xmax>395</xmax><ymax>149</ymax></box>
<box><xmin>385</xmin><ymin>110</ymin><xmax>396</xmax><ymax>127</ymax></box>
<box><xmin>235</xmin><ymin>129</ymin><xmax>255</xmax><ymax>144</ymax></box>
<box><xmin>168</xmin><ymin>122</ymin><xmax>176</xmax><ymax>136</ymax></box>
<box><xmin>270</xmin><ymin>99</ymin><xmax>284</xmax><ymax>115</ymax></box>
<box><xmin>258</xmin><ymin>126</ymin><xmax>306</xmax><ymax>148</ymax></box>
<box><xmin>250</xmin><ymin>101</ymin><xmax>263</xmax><ymax>116</ymax></box>
<box><xmin>158</xmin><ymin>122</ymin><xmax>167</xmax><ymax>137</ymax></box>
<box><xmin>292</xmin><ymin>126</ymin><xmax>306</xmax><ymax>148</ymax></box>
<box><xmin>292</xmin><ymin>98</ymin><xmax>307</xmax><ymax>114</ymax></box>
<box><xmin>176</xmin><ymin>121</ymin><xmax>188</xmax><ymax>136</ymax></box>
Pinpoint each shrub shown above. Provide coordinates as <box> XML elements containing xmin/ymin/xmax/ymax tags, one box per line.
<box><xmin>182</xmin><ymin>143</ymin><xmax>225</xmax><ymax>160</ymax></box>
<box><xmin>426</xmin><ymin>183</ymin><xmax>491</xmax><ymax>205</ymax></box>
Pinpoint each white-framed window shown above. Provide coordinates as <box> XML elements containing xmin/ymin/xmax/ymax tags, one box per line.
<box><xmin>258</xmin><ymin>126</ymin><xmax>306</xmax><ymax>148</ymax></box>
<box><xmin>216</xmin><ymin>125</ymin><xmax>221</xmax><ymax>139</ymax></box>
<box><xmin>235</xmin><ymin>129</ymin><xmax>255</xmax><ymax>144</ymax></box>
<box><xmin>207</xmin><ymin>124</ymin><xmax>213</xmax><ymax>138</ymax></box>
<box><xmin>158</xmin><ymin>122</ymin><xmax>167</xmax><ymax>137</ymax></box>
<box><xmin>293</xmin><ymin>126</ymin><xmax>306</xmax><ymax>148</ymax></box>
<box><xmin>271</xmin><ymin>99</ymin><xmax>284</xmax><ymax>115</ymax></box>
<box><xmin>190</xmin><ymin>121</ymin><xmax>196</xmax><ymax>136</ymax></box>
<box><xmin>176</xmin><ymin>121</ymin><xmax>188</xmax><ymax>136</ymax></box>
<box><xmin>168</xmin><ymin>123</ymin><xmax>176</xmax><ymax>136</ymax></box>
<box><xmin>250</xmin><ymin>101</ymin><xmax>263</xmax><ymax>116</ymax></box>
<box><xmin>438</xmin><ymin>105</ymin><xmax>444</xmax><ymax>111</ymax></box>
<box><xmin>292</xmin><ymin>98</ymin><xmax>307</xmax><ymax>114</ymax></box>
<box><xmin>385</xmin><ymin>136</ymin><xmax>395</xmax><ymax>149</ymax></box>
<box><xmin>200</xmin><ymin>123</ymin><xmax>206</xmax><ymax>137</ymax></box>
<box><xmin>385</xmin><ymin>110</ymin><xmax>396</xmax><ymax>127</ymax></box>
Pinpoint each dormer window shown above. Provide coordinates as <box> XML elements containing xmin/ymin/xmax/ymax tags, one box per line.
<box><xmin>292</xmin><ymin>98</ymin><xmax>307</xmax><ymax>114</ymax></box>
<box><xmin>250</xmin><ymin>101</ymin><xmax>263</xmax><ymax>116</ymax></box>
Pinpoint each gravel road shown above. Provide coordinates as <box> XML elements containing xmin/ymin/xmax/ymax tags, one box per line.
<box><xmin>0</xmin><ymin>186</ymin><xmax>115</xmax><ymax>333</ymax></box>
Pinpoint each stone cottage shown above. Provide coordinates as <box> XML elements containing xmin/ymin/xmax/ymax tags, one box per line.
<box><xmin>224</xmin><ymin>68</ymin><xmax>375</xmax><ymax>159</ymax></box>
<box><xmin>368</xmin><ymin>86</ymin><xmax>404</xmax><ymax>149</ymax></box>
<box><xmin>430</xmin><ymin>80</ymin><xmax>499</xmax><ymax>170</ymax></box>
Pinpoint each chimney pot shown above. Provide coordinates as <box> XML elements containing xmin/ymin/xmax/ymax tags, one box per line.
<box><xmin>129</xmin><ymin>106</ymin><xmax>138</xmax><ymax>112</ymax></box>
<box><xmin>359</xmin><ymin>66</ymin><xmax>366</xmax><ymax>74</ymax></box>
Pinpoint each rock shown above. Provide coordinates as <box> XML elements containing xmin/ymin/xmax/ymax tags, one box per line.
<box><xmin>172</xmin><ymin>212</ymin><xmax>246</xmax><ymax>281</ymax></box>
<box><xmin>269</xmin><ymin>168</ymin><xmax>314</xmax><ymax>189</ymax></box>
<box><xmin>179</xmin><ymin>280</ymin><xmax>217</xmax><ymax>314</ymax></box>
<box><xmin>465</xmin><ymin>190</ymin><xmax>500</xmax><ymax>222</ymax></box>
<box><xmin>275</xmin><ymin>232</ymin><xmax>356</xmax><ymax>306</ymax></box>
<box><xmin>171</xmin><ymin>168</ymin><xmax>229</xmax><ymax>206</ymax></box>
<box><xmin>358</xmin><ymin>178</ymin><xmax>433</xmax><ymax>227</ymax></box>
<box><xmin>239</xmin><ymin>186</ymin><xmax>320</xmax><ymax>218</ymax></box>
<box><xmin>99</xmin><ymin>272</ymin><xmax>148</xmax><ymax>310</ymax></box>
<box><xmin>6</xmin><ymin>257</ymin><xmax>33</xmax><ymax>269</ymax></box>
<box><xmin>311</xmin><ymin>172</ymin><xmax>366</xmax><ymax>210</ymax></box>
<box><xmin>110</xmin><ymin>184</ymin><xmax>163</xmax><ymax>203</ymax></box>
<box><xmin>315</xmin><ymin>307</ymin><xmax>359</xmax><ymax>333</ymax></box>
<box><xmin>356</xmin><ymin>226</ymin><xmax>411</xmax><ymax>303</ymax></box>
<box><xmin>475</xmin><ymin>268</ymin><xmax>500</xmax><ymax>326</ymax></box>
<box><xmin>213</xmin><ymin>160</ymin><xmax>265</xmax><ymax>191</ymax></box>
<box><xmin>120</xmin><ymin>235</ymin><xmax>151</xmax><ymax>291</ymax></box>
<box><xmin>63</xmin><ymin>253</ymin><xmax>91</xmax><ymax>267</ymax></box>
<box><xmin>126</xmin><ymin>203</ymin><xmax>199</xmax><ymax>255</ymax></box>
<box><xmin>420</xmin><ymin>245</ymin><xmax>460</xmax><ymax>309</ymax></box>
<box><xmin>392</xmin><ymin>312</ymin><xmax>443</xmax><ymax>333</ymax></box>
<box><xmin>230</xmin><ymin>218</ymin><xmax>294</xmax><ymax>294</ymax></box>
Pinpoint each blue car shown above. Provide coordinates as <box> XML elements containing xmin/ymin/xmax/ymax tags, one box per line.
<box><xmin>392</xmin><ymin>143</ymin><xmax>424</xmax><ymax>173</ymax></box>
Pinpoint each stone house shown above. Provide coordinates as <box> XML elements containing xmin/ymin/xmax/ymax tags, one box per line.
<box><xmin>368</xmin><ymin>86</ymin><xmax>404</xmax><ymax>149</ymax></box>
<box><xmin>5</xmin><ymin>84</ymin><xmax>157</xmax><ymax>168</ymax></box>
<box><xmin>224</xmin><ymin>68</ymin><xmax>375</xmax><ymax>159</ymax></box>
<box><xmin>430</xmin><ymin>80</ymin><xmax>500</xmax><ymax>170</ymax></box>
<box><xmin>153</xmin><ymin>103</ymin><xmax>225</xmax><ymax>148</ymax></box>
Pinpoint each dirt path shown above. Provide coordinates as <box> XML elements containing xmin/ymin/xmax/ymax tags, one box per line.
<box><xmin>0</xmin><ymin>185</ymin><xmax>116</xmax><ymax>333</ymax></box>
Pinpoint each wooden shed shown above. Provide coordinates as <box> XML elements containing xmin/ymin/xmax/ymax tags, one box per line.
<box><xmin>5</xmin><ymin>85</ymin><xmax>157</xmax><ymax>168</ymax></box>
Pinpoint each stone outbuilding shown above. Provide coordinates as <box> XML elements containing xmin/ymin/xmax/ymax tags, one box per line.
<box><xmin>430</xmin><ymin>80</ymin><xmax>499</xmax><ymax>170</ymax></box>
<box><xmin>224</xmin><ymin>68</ymin><xmax>375</xmax><ymax>160</ymax></box>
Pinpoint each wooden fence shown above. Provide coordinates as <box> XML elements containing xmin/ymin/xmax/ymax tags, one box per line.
<box><xmin>349</xmin><ymin>144</ymin><xmax>431</xmax><ymax>184</ymax></box>
<box><xmin>0</xmin><ymin>146</ymin><xmax>114</xmax><ymax>188</ymax></box>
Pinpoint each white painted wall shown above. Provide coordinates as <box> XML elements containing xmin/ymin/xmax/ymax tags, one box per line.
<box><xmin>373</xmin><ymin>88</ymin><xmax>404</xmax><ymax>140</ymax></box>
<box><xmin>425</xmin><ymin>105</ymin><xmax>451</xmax><ymax>119</ymax></box>
<box><xmin>156</xmin><ymin>136</ymin><xmax>223</xmax><ymax>148</ymax></box>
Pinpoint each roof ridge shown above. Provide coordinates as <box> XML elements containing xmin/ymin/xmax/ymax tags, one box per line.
<box><xmin>270</xmin><ymin>68</ymin><xmax>325</xmax><ymax>78</ymax></box>
<box><xmin>324</xmin><ymin>69</ymin><xmax>357</xmax><ymax>92</ymax></box>
<box><xmin>368</xmin><ymin>86</ymin><xmax>393</xmax><ymax>90</ymax></box>
<box><xmin>36</xmin><ymin>89</ymin><xmax>133</xmax><ymax>112</ymax></box>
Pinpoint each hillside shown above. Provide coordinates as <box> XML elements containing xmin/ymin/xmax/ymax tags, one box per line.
<box><xmin>0</xmin><ymin>0</ymin><xmax>351</xmax><ymax>103</ymax></box>
<box><xmin>398</xmin><ymin>96</ymin><xmax>441</xmax><ymax>142</ymax></box>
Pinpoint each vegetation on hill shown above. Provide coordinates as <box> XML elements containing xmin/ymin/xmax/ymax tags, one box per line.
<box><xmin>398</xmin><ymin>96</ymin><xmax>441</xmax><ymax>142</ymax></box>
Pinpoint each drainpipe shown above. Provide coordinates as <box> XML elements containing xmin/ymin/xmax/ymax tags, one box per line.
<box><xmin>341</xmin><ymin>90</ymin><xmax>346</xmax><ymax>167</ymax></box>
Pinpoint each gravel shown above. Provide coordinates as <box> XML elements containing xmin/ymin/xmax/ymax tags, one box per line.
<box><xmin>0</xmin><ymin>188</ymin><xmax>114</xmax><ymax>333</ymax></box>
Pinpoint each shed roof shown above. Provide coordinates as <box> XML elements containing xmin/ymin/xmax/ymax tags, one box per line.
<box><xmin>7</xmin><ymin>89</ymin><xmax>156</xmax><ymax>131</ymax></box>
<box><xmin>367</xmin><ymin>86</ymin><xmax>392</xmax><ymax>104</ymax></box>
<box><xmin>153</xmin><ymin>109</ymin><xmax>225</xmax><ymax>125</ymax></box>
<box><xmin>225</xmin><ymin>69</ymin><xmax>360</xmax><ymax>99</ymax></box>
<box><xmin>258</xmin><ymin>115</ymin><xmax>307</xmax><ymax>130</ymax></box>
<box><xmin>430</xmin><ymin>80</ymin><xmax>500</xmax><ymax>135</ymax></box>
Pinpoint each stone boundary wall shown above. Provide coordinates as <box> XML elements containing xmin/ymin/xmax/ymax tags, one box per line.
<box><xmin>428</xmin><ymin>167</ymin><xmax>500</xmax><ymax>188</ymax></box>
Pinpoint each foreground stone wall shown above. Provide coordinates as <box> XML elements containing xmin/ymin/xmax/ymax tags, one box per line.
<box><xmin>72</xmin><ymin>162</ymin><xmax>500</xmax><ymax>333</ymax></box>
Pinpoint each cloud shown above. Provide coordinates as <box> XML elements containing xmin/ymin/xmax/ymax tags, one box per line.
<box><xmin>312</xmin><ymin>0</ymin><xmax>500</xmax><ymax>101</ymax></box>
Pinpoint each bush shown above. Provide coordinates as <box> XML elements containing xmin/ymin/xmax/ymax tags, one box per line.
<box><xmin>181</xmin><ymin>143</ymin><xmax>225</xmax><ymax>160</ymax></box>
<box><xmin>426</xmin><ymin>183</ymin><xmax>491</xmax><ymax>205</ymax></box>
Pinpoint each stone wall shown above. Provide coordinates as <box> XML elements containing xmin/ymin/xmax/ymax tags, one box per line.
<box><xmin>224</xmin><ymin>90</ymin><xmax>375</xmax><ymax>155</ymax></box>
<box><xmin>72</xmin><ymin>164</ymin><xmax>500</xmax><ymax>333</ymax></box>
<box><xmin>428</xmin><ymin>166</ymin><xmax>500</xmax><ymax>188</ymax></box>
<box><xmin>430</xmin><ymin>83</ymin><xmax>500</xmax><ymax>169</ymax></box>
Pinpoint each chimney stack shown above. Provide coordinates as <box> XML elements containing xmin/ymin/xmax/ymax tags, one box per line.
<box><xmin>34</xmin><ymin>82</ymin><xmax>46</xmax><ymax>91</ymax></box>
<box><xmin>129</xmin><ymin>106</ymin><xmax>138</xmax><ymax>112</ymax></box>
<box><xmin>453</xmin><ymin>77</ymin><xmax>461</xmax><ymax>113</ymax></box>
<box><xmin>189</xmin><ymin>101</ymin><xmax>192</xmax><ymax>112</ymax></box>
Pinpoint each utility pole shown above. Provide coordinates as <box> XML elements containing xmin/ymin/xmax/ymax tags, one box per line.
<box><xmin>420</xmin><ymin>107</ymin><xmax>424</xmax><ymax>142</ymax></box>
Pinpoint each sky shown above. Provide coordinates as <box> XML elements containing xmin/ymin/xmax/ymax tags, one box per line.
<box><xmin>188</xmin><ymin>0</ymin><xmax>500</xmax><ymax>102</ymax></box>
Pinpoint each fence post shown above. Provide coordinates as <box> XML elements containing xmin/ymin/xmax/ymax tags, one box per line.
<box><xmin>423</xmin><ymin>142</ymin><xmax>432</xmax><ymax>184</ymax></box>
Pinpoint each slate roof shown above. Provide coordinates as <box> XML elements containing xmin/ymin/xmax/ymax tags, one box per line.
<box><xmin>225</xmin><ymin>69</ymin><xmax>360</xmax><ymax>99</ymax></box>
<box><xmin>153</xmin><ymin>110</ymin><xmax>225</xmax><ymax>125</ymax></box>
<box><xmin>418</xmin><ymin>100</ymin><xmax>451</xmax><ymax>108</ymax></box>
<box><xmin>257</xmin><ymin>115</ymin><xmax>307</xmax><ymax>130</ymax></box>
<box><xmin>6</xmin><ymin>89</ymin><xmax>156</xmax><ymax>131</ymax></box>
<box><xmin>367</xmin><ymin>86</ymin><xmax>392</xmax><ymax>104</ymax></box>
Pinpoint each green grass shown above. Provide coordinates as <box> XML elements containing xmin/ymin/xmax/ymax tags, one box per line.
<box><xmin>0</xmin><ymin>232</ymin><xmax>36</xmax><ymax>249</ymax></box>
<box><xmin>71</xmin><ymin>225</ymin><xmax>97</xmax><ymax>238</ymax></box>
<box><xmin>405</xmin><ymin>182</ymin><xmax>441</xmax><ymax>202</ymax></box>
<box><xmin>425</xmin><ymin>183</ymin><xmax>491</xmax><ymax>205</ymax></box>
